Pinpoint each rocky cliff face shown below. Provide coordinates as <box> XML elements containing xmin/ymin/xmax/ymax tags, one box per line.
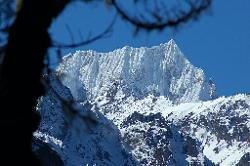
<box><xmin>33</xmin><ymin>40</ymin><xmax>249</xmax><ymax>166</ymax></box>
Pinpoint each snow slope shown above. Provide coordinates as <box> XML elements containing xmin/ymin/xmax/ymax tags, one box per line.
<box><xmin>33</xmin><ymin>39</ymin><xmax>249</xmax><ymax>166</ymax></box>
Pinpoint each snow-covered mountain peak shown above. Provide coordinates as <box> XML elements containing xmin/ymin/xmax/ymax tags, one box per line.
<box><xmin>168</xmin><ymin>38</ymin><xmax>176</xmax><ymax>44</ymax></box>
<box><xmin>57</xmin><ymin>39</ymin><xmax>216</xmax><ymax>104</ymax></box>
<box><xmin>34</xmin><ymin>40</ymin><xmax>249</xmax><ymax>166</ymax></box>
<box><xmin>163</xmin><ymin>38</ymin><xmax>178</xmax><ymax>50</ymax></box>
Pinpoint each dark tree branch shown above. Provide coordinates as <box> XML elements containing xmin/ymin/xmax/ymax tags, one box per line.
<box><xmin>111</xmin><ymin>0</ymin><xmax>211</xmax><ymax>31</ymax></box>
<box><xmin>43</xmin><ymin>74</ymin><xmax>98</xmax><ymax>126</ymax></box>
<box><xmin>51</xmin><ymin>15</ymin><xmax>116</xmax><ymax>49</ymax></box>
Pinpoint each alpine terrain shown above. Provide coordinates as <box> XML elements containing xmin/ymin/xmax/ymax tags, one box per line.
<box><xmin>33</xmin><ymin>39</ymin><xmax>250</xmax><ymax>166</ymax></box>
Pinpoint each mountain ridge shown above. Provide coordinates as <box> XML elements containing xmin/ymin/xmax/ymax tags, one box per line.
<box><xmin>57</xmin><ymin>39</ymin><xmax>216</xmax><ymax>104</ymax></box>
<box><xmin>33</xmin><ymin>39</ymin><xmax>249</xmax><ymax>166</ymax></box>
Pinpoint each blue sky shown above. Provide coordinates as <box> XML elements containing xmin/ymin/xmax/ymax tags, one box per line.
<box><xmin>50</xmin><ymin>0</ymin><xmax>250</xmax><ymax>96</ymax></box>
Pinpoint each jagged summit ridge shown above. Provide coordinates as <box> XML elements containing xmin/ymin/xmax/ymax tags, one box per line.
<box><xmin>57</xmin><ymin>39</ymin><xmax>216</xmax><ymax>103</ymax></box>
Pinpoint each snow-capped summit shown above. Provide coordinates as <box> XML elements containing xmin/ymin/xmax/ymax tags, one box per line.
<box><xmin>57</xmin><ymin>39</ymin><xmax>216</xmax><ymax>103</ymax></box>
<box><xmin>33</xmin><ymin>40</ymin><xmax>249</xmax><ymax>166</ymax></box>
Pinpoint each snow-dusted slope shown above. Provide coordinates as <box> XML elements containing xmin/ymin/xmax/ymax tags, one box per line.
<box><xmin>34</xmin><ymin>74</ymin><xmax>136</xmax><ymax>166</ymax></box>
<box><xmin>33</xmin><ymin>40</ymin><xmax>249</xmax><ymax>166</ymax></box>
<box><xmin>106</xmin><ymin>94</ymin><xmax>250</xmax><ymax>166</ymax></box>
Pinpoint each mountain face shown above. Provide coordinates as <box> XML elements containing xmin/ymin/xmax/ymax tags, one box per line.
<box><xmin>57</xmin><ymin>39</ymin><xmax>216</xmax><ymax>104</ymax></box>
<box><xmin>33</xmin><ymin>40</ymin><xmax>249</xmax><ymax>166</ymax></box>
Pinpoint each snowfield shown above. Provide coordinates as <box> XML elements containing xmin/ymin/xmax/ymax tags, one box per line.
<box><xmin>33</xmin><ymin>39</ymin><xmax>250</xmax><ymax>166</ymax></box>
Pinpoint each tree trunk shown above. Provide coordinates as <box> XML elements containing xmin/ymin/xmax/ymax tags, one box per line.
<box><xmin>0</xmin><ymin>0</ymin><xmax>69</xmax><ymax>164</ymax></box>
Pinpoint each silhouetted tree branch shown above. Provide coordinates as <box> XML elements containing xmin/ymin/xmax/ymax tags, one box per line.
<box><xmin>111</xmin><ymin>0</ymin><xmax>211</xmax><ymax>31</ymax></box>
<box><xmin>51</xmin><ymin>14</ymin><xmax>116</xmax><ymax>49</ymax></box>
<box><xmin>43</xmin><ymin>74</ymin><xmax>98</xmax><ymax>126</ymax></box>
